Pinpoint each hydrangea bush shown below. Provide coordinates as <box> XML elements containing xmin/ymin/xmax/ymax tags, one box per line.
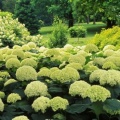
<box><xmin>0</xmin><ymin>42</ymin><xmax>120</xmax><ymax>120</ymax></box>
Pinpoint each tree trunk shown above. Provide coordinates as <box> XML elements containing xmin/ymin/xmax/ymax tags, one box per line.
<box><xmin>68</xmin><ymin>10</ymin><xmax>74</xmax><ymax>28</ymax></box>
<box><xmin>106</xmin><ymin>19</ymin><xmax>116</xmax><ymax>28</ymax></box>
<box><xmin>93</xmin><ymin>15</ymin><xmax>96</xmax><ymax>24</ymax></box>
<box><xmin>86</xmin><ymin>15</ymin><xmax>90</xmax><ymax>24</ymax></box>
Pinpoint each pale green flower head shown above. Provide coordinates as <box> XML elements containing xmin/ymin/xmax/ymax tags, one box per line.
<box><xmin>21</xmin><ymin>58</ymin><xmax>37</xmax><ymax>68</ymax></box>
<box><xmin>0</xmin><ymin>71</ymin><xmax>10</xmax><ymax>80</ymax></box>
<box><xmin>103</xmin><ymin>99</ymin><xmax>120</xmax><ymax>115</ymax></box>
<box><xmin>50</xmin><ymin>69</ymin><xmax>61</xmax><ymax>81</ymax></box>
<box><xmin>103</xmin><ymin>45</ymin><xmax>116</xmax><ymax>51</ymax></box>
<box><xmin>77</xmin><ymin>50</ymin><xmax>88</xmax><ymax>57</ymax></box>
<box><xmin>0</xmin><ymin>98</ymin><xmax>4</xmax><ymax>112</ymax></box>
<box><xmin>16</xmin><ymin>66</ymin><xmax>37</xmax><ymax>81</ymax></box>
<box><xmin>6</xmin><ymin>49</ymin><xmax>13</xmax><ymax>55</ymax></box>
<box><xmin>4</xmin><ymin>79</ymin><xmax>17</xmax><ymax>86</ymax></box>
<box><xmin>0</xmin><ymin>91</ymin><xmax>5</xmax><ymax>99</ymax></box>
<box><xmin>50</xmin><ymin>96</ymin><xmax>69</xmax><ymax>111</ymax></box>
<box><xmin>66</xmin><ymin>63</ymin><xmax>83</xmax><ymax>70</ymax></box>
<box><xmin>102</xmin><ymin>61</ymin><xmax>118</xmax><ymax>70</ymax></box>
<box><xmin>27</xmin><ymin>42</ymin><xmax>36</xmax><ymax>49</ymax></box>
<box><xmin>68</xmin><ymin>54</ymin><xmax>86</xmax><ymax>65</ymax></box>
<box><xmin>24</xmin><ymin>81</ymin><xmax>48</xmax><ymax>97</ymax></box>
<box><xmin>59</xmin><ymin>51</ymin><xmax>71</xmax><ymax>62</ymax></box>
<box><xmin>89</xmin><ymin>69</ymin><xmax>107</xmax><ymax>83</ymax></box>
<box><xmin>53</xmin><ymin>113</ymin><xmax>66</xmax><ymax>120</ymax></box>
<box><xmin>84</xmin><ymin>44</ymin><xmax>98</xmax><ymax>53</ymax></box>
<box><xmin>63</xmin><ymin>44</ymin><xmax>74</xmax><ymax>52</ymax></box>
<box><xmin>22</xmin><ymin>44</ymin><xmax>31</xmax><ymax>51</ymax></box>
<box><xmin>12</xmin><ymin>115</ymin><xmax>29</xmax><ymax>120</ymax></box>
<box><xmin>7</xmin><ymin>93</ymin><xmax>21</xmax><ymax>103</ymax></box>
<box><xmin>37</xmin><ymin>67</ymin><xmax>50</xmax><ymax>78</ymax></box>
<box><xmin>5</xmin><ymin>55</ymin><xmax>17</xmax><ymax>61</ymax></box>
<box><xmin>12</xmin><ymin>49</ymin><xmax>24</xmax><ymax>59</ymax></box>
<box><xmin>32</xmin><ymin>96</ymin><xmax>50</xmax><ymax>113</ymax></box>
<box><xmin>0</xmin><ymin>53</ymin><xmax>4</xmax><ymax>61</ymax></box>
<box><xmin>93</xmin><ymin>57</ymin><xmax>105</xmax><ymax>67</ymax></box>
<box><xmin>86</xmin><ymin>85</ymin><xmax>111</xmax><ymax>102</ymax></box>
<box><xmin>69</xmin><ymin>80</ymin><xmax>91</xmax><ymax>98</ymax></box>
<box><xmin>5</xmin><ymin>58</ymin><xmax>21</xmax><ymax>69</ymax></box>
<box><xmin>103</xmin><ymin>49</ymin><xmax>115</xmax><ymax>57</ymax></box>
<box><xmin>13</xmin><ymin>45</ymin><xmax>21</xmax><ymax>49</ymax></box>
<box><xmin>24</xmin><ymin>52</ymin><xmax>33</xmax><ymax>58</ymax></box>
<box><xmin>1</xmin><ymin>47</ymin><xmax>9</xmax><ymax>54</ymax></box>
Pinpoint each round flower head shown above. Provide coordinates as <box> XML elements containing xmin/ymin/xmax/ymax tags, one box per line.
<box><xmin>102</xmin><ymin>61</ymin><xmax>118</xmax><ymax>70</ymax></box>
<box><xmin>0</xmin><ymin>53</ymin><xmax>4</xmax><ymax>61</ymax></box>
<box><xmin>7</xmin><ymin>93</ymin><xmax>21</xmax><ymax>103</ymax></box>
<box><xmin>12</xmin><ymin>115</ymin><xmax>29</xmax><ymax>120</ymax></box>
<box><xmin>12</xmin><ymin>49</ymin><xmax>24</xmax><ymax>59</ymax></box>
<box><xmin>0</xmin><ymin>91</ymin><xmax>5</xmax><ymax>99</ymax></box>
<box><xmin>0</xmin><ymin>71</ymin><xmax>10</xmax><ymax>79</ymax></box>
<box><xmin>53</xmin><ymin>113</ymin><xmax>66</xmax><ymax>120</ymax></box>
<box><xmin>27</xmin><ymin>42</ymin><xmax>36</xmax><ymax>49</ymax></box>
<box><xmin>103</xmin><ymin>45</ymin><xmax>116</xmax><ymax>51</ymax></box>
<box><xmin>13</xmin><ymin>45</ymin><xmax>21</xmax><ymax>49</ymax></box>
<box><xmin>86</xmin><ymin>85</ymin><xmax>111</xmax><ymax>102</ymax></box>
<box><xmin>63</xmin><ymin>44</ymin><xmax>74</xmax><ymax>52</ymax></box>
<box><xmin>5</xmin><ymin>55</ymin><xmax>17</xmax><ymax>61</ymax></box>
<box><xmin>66</xmin><ymin>63</ymin><xmax>83</xmax><ymax>70</ymax></box>
<box><xmin>93</xmin><ymin>57</ymin><xmax>105</xmax><ymax>67</ymax></box>
<box><xmin>4</xmin><ymin>79</ymin><xmax>17</xmax><ymax>86</ymax></box>
<box><xmin>21</xmin><ymin>58</ymin><xmax>37</xmax><ymax>68</ymax></box>
<box><xmin>84</xmin><ymin>44</ymin><xmax>98</xmax><ymax>53</ymax></box>
<box><xmin>16</xmin><ymin>66</ymin><xmax>37</xmax><ymax>81</ymax></box>
<box><xmin>22</xmin><ymin>44</ymin><xmax>30</xmax><ymax>51</ymax></box>
<box><xmin>0</xmin><ymin>98</ymin><xmax>4</xmax><ymax>112</ymax></box>
<box><xmin>24</xmin><ymin>81</ymin><xmax>48</xmax><ymax>97</ymax></box>
<box><xmin>69</xmin><ymin>80</ymin><xmax>91</xmax><ymax>98</ymax></box>
<box><xmin>37</xmin><ymin>67</ymin><xmax>50</xmax><ymax>78</ymax></box>
<box><xmin>50</xmin><ymin>69</ymin><xmax>61</xmax><ymax>81</ymax></box>
<box><xmin>24</xmin><ymin>52</ymin><xmax>32</xmax><ymax>58</ymax></box>
<box><xmin>103</xmin><ymin>49</ymin><xmax>115</xmax><ymax>57</ymax></box>
<box><xmin>6</xmin><ymin>49</ymin><xmax>13</xmax><ymax>55</ymax></box>
<box><xmin>5</xmin><ymin>58</ymin><xmax>21</xmax><ymax>69</ymax></box>
<box><xmin>50</xmin><ymin>96</ymin><xmax>69</xmax><ymax>111</ymax></box>
<box><xmin>32</xmin><ymin>96</ymin><xmax>50</xmax><ymax>113</ymax></box>
<box><xmin>68</xmin><ymin>54</ymin><xmax>86</xmax><ymax>66</ymax></box>
<box><xmin>103</xmin><ymin>99</ymin><xmax>120</xmax><ymax>115</ymax></box>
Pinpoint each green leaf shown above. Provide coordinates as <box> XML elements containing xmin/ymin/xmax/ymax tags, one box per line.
<box><xmin>66</xmin><ymin>104</ymin><xmax>90</xmax><ymax>114</ymax></box>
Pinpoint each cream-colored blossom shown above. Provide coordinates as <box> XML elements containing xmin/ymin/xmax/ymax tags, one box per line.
<box><xmin>103</xmin><ymin>49</ymin><xmax>115</xmax><ymax>57</ymax></box>
<box><xmin>12</xmin><ymin>49</ymin><xmax>24</xmax><ymax>59</ymax></box>
<box><xmin>86</xmin><ymin>85</ymin><xmax>111</xmax><ymax>102</ymax></box>
<box><xmin>27</xmin><ymin>42</ymin><xmax>36</xmax><ymax>49</ymax></box>
<box><xmin>69</xmin><ymin>80</ymin><xmax>91</xmax><ymax>98</ymax></box>
<box><xmin>4</xmin><ymin>79</ymin><xmax>17</xmax><ymax>86</ymax></box>
<box><xmin>53</xmin><ymin>113</ymin><xmax>66</xmax><ymax>120</ymax></box>
<box><xmin>66</xmin><ymin>63</ymin><xmax>83</xmax><ymax>70</ymax></box>
<box><xmin>50</xmin><ymin>96</ymin><xmax>69</xmax><ymax>111</ymax></box>
<box><xmin>32</xmin><ymin>96</ymin><xmax>50</xmax><ymax>113</ymax></box>
<box><xmin>5</xmin><ymin>55</ymin><xmax>17</xmax><ymax>61</ymax></box>
<box><xmin>24</xmin><ymin>81</ymin><xmax>48</xmax><ymax>97</ymax></box>
<box><xmin>7</xmin><ymin>93</ymin><xmax>21</xmax><ymax>103</ymax></box>
<box><xmin>0</xmin><ymin>98</ymin><xmax>4</xmax><ymax>112</ymax></box>
<box><xmin>16</xmin><ymin>66</ymin><xmax>37</xmax><ymax>81</ymax></box>
<box><xmin>22</xmin><ymin>44</ymin><xmax>31</xmax><ymax>51</ymax></box>
<box><xmin>0</xmin><ymin>91</ymin><xmax>5</xmax><ymax>99</ymax></box>
<box><xmin>93</xmin><ymin>57</ymin><xmax>105</xmax><ymax>67</ymax></box>
<box><xmin>12</xmin><ymin>115</ymin><xmax>29</xmax><ymax>120</ymax></box>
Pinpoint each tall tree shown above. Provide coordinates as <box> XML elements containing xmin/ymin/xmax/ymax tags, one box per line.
<box><xmin>48</xmin><ymin>0</ymin><xmax>74</xmax><ymax>28</ymax></box>
<box><xmin>14</xmin><ymin>0</ymin><xmax>40</xmax><ymax>35</ymax></box>
<box><xmin>0</xmin><ymin>0</ymin><xmax>2</xmax><ymax>10</ymax></box>
<box><xmin>70</xmin><ymin>0</ymin><xmax>120</xmax><ymax>28</ymax></box>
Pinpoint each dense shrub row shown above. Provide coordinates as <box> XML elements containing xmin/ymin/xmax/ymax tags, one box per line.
<box><xmin>0</xmin><ymin>42</ymin><xmax>120</xmax><ymax>120</ymax></box>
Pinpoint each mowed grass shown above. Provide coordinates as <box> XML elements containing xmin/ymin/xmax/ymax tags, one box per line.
<box><xmin>39</xmin><ymin>22</ymin><xmax>106</xmax><ymax>47</ymax></box>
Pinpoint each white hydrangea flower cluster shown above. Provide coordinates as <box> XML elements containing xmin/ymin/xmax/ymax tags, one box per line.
<box><xmin>50</xmin><ymin>96</ymin><xmax>69</xmax><ymax>111</ymax></box>
<box><xmin>24</xmin><ymin>81</ymin><xmax>48</xmax><ymax>97</ymax></box>
<box><xmin>53</xmin><ymin>113</ymin><xmax>66</xmax><ymax>120</ymax></box>
<box><xmin>7</xmin><ymin>93</ymin><xmax>21</xmax><ymax>103</ymax></box>
<box><xmin>12</xmin><ymin>115</ymin><xmax>29</xmax><ymax>120</ymax></box>
<box><xmin>0</xmin><ymin>91</ymin><xmax>5</xmax><ymax>99</ymax></box>
<box><xmin>66</xmin><ymin>63</ymin><xmax>83</xmax><ymax>70</ymax></box>
<box><xmin>4</xmin><ymin>79</ymin><xmax>17</xmax><ymax>86</ymax></box>
<box><xmin>32</xmin><ymin>96</ymin><xmax>50</xmax><ymax>113</ymax></box>
<box><xmin>90</xmin><ymin>69</ymin><xmax>120</xmax><ymax>86</ymax></box>
<box><xmin>16</xmin><ymin>66</ymin><xmax>37</xmax><ymax>81</ymax></box>
<box><xmin>69</xmin><ymin>80</ymin><xmax>91</xmax><ymax>98</ymax></box>
<box><xmin>0</xmin><ymin>98</ymin><xmax>4</xmax><ymax>112</ymax></box>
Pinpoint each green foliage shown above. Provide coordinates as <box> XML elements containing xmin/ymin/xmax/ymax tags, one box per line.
<box><xmin>48</xmin><ymin>18</ymin><xmax>68</xmax><ymax>48</ymax></box>
<box><xmin>90</xmin><ymin>26</ymin><xmax>120</xmax><ymax>49</ymax></box>
<box><xmin>14</xmin><ymin>0</ymin><xmax>40</xmax><ymax>35</ymax></box>
<box><xmin>69</xmin><ymin>26</ymin><xmax>87</xmax><ymax>38</ymax></box>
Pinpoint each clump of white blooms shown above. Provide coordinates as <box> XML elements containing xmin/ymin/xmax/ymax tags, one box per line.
<box><xmin>4</xmin><ymin>79</ymin><xmax>17</xmax><ymax>86</ymax></box>
<box><xmin>37</xmin><ymin>67</ymin><xmax>50</xmax><ymax>78</ymax></box>
<box><xmin>63</xmin><ymin>44</ymin><xmax>74</xmax><ymax>52</ymax></box>
<box><xmin>4</xmin><ymin>55</ymin><xmax>17</xmax><ymax>61</ymax></box>
<box><xmin>84</xmin><ymin>44</ymin><xmax>99</xmax><ymax>53</ymax></box>
<box><xmin>66</xmin><ymin>63</ymin><xmax>83</xmax><ymax>70</ymax></box>
<box><xmin>69</xmin><ymin>80</ymin><xmax>91</xmax><ymax>98</ymax></box>
<box><xmin>16</xmin><ymin>66</ymin><xmax>37</xmax><ymax>81</ymax></box>
<box><xmin>53</xmin><ymin>113</ymin><xmax>66</xmax><ymax>120</ymax></box>
<box><xmin>24</xmin><ymin>81</ymin><xmax>48</xmax><ymax>97</ymax></box>
<box><xmin>0</xmin><ymin>71</ymin><xmax>10</xmax><ymax>81</ymax></box>
<box><xmin>22</xmin><ymin>44</ymin><xmax>31</xmax><ymax>51</ymax></box>
<box><xmin>12</xmin><ymin>49</ymin><xmax>25</xmax><ymax>59</ymax></box>
<box><xmin>12</xmin><ymin>115</ymin><xmax>29</xmax><ymax>120</ymax></box>
<box><xmin>0</xmin><ymin>98</ymin><xmax>4</xmax><ymax>112</ymax></box>
<box><xmin>93</xmin><ymin>57</ymin><xmax>105</xmax><ymax>67</ymax></box>
<box><xmin>32</xmin><ymin>96</ymin><xmax>50</xmax><ymax>113</ymax></box>
<box><xmin>90</xmin><ymin>69</ymin><xmax>120</xmax><ymax>86</ymax></box>
<box><xmin>0</xmin><ymin>91</ymin><xmax>5</xmax><ymax>99</ymax></box>
<box><xmin>7</xmin><ymin>93</ymin><xmax>21</xmax><ymax>103</ymax></box>
<box><xmin>103</xmin><ymin>49</ymin><xmax>115</xmax><ymax>57</ymax></box>
<box><xmin>50</xmin><ymin>67</ymin><xmax>80</xmax><ymax>83</ymax></box>
<box><xmin>86</xmin><ymin>85</ymin><xmax>111</xmax><ymax>102</ymax></box>
<box><xmin>27</xmin><ymin>42</ymin><xmax>36</xmax><ymax>49</ymax></box>
<box><xmin>21</xmin><ymin>58</ymin><xmax>37</xmax><ymax>68</ymax></box>
<box><xmin>103</xmin><ymin>45</ymin><xmax>116</xmax><ymax>51</ymax></box>
<box><xmin>5</xmin><ymin>58</ymin><xmax>21</xmax><ymax>69</ymax></box>
<box><xmin>50</xmin><ymin>96</ymin><xmax>69</xmax><ymax>111</ymax></box>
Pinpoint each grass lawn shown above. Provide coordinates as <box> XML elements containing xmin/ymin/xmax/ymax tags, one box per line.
<box><xmin>39</xmin><ymin>22</ymin><xmax>106</xmax><ymax>47</ymax></box>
